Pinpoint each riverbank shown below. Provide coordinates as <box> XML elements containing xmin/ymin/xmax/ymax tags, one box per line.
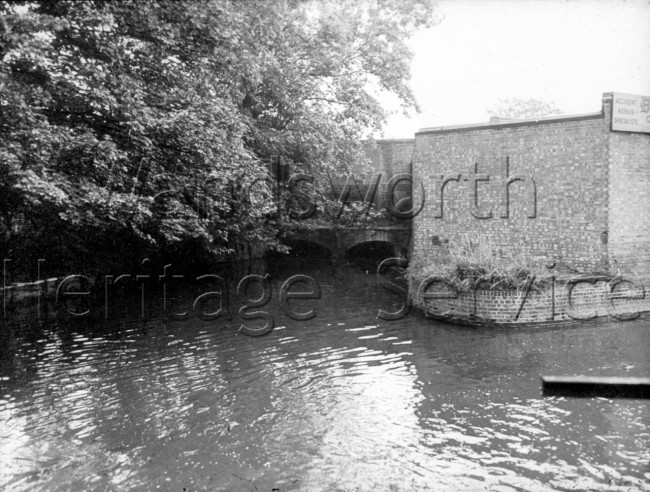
<box><xmin>410</xmin><ymin>274</ymin><xmax>650</xmax><ymax>327</ymax></box>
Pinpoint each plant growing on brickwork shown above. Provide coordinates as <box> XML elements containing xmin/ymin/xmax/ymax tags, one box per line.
<box><xmin>408</xmin><ymin>233</ymin><xmax>548</xmax><ymax>292</ymax></box>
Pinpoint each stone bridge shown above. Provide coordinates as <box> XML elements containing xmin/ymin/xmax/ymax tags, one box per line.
<box><xmin>285</xmin><ymin>225</ymin><xmax>411</xmax><ymax>260</ymax></box>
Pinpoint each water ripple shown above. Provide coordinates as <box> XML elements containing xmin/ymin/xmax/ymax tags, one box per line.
<box><xmin>1</xmin><ymin>267</ymin><xmax>648</xmax><ymax>491</ymax></box>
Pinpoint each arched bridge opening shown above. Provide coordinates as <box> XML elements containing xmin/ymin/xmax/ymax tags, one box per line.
<box><xmin>267</xmin><ymin>239</ymin><xmax>333</xmax><ymax>274</ymax></box>
<box><xmin>345</xmin><ymin>240</ymin><xmax>396</xmax><ymax>271</ymax></box>
<box><xmin>282</xmin><ymin>239</ymin><xmax>333</xmax><ymax>259</ymax></box>
<box><xmin>284</xmin><ymin>225</ymin><xmax>410</xmax><ymax>264</ymax></box>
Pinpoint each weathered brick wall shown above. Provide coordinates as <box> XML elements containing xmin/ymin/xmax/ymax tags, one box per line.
<box><xmin>608</xmin><ymin>123</ymin><xmax>650</xmax><ymax>283</ymax></box>
<box><xmin>321</xmin><ymin>139</ymin><xmax>415</xmax><ymax>218</ymax></box>
<box><xmin>360</xmin><ymin>139</ymin><xmax>415</xmax><ymax>178</ymax></box>
<box><xmin>328</xmin><ymin>139</ymin><xmax>414</xmax><ymax>211</ymax></box>
<box><xmin>411</xmin><ymin>103</ymin><xmax>612</xmax><ymax>273</ymax></box>
<box><xmin>411</xmin><ymin>276</ymin><xmax>649</xmax><ymax>325</ymax></box>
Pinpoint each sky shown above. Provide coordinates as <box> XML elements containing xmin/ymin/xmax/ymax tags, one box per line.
<box><xmin>379</xmin><ymin>0</ymin><xmax>650</xmax><ymax>138</ymax></box>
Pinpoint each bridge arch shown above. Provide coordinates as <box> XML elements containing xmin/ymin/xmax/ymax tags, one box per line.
<box><xmin>266</xmin><ymin>238</ymin><xmax>334</xmax><ymax>275</ymax></box>
<box><xmin>281</xmin><ymin>239</ymin><xmax>333</xmax><ymax>259</ymax></box>
<box><xmin>284</xmin><ymin>226</ymin><xmax>410</xmax><ymax>261</ymax></box>
<box><xmin>345</xmin><ymin>240</ymin><xmax>396</xmax><ymax>268</ymax></box>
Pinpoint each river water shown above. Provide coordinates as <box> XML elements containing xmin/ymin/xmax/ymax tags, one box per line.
<box><xmin>0</xmin><ymin>256</ymin><xmax>649</xmax><ymax>491</ymax></box>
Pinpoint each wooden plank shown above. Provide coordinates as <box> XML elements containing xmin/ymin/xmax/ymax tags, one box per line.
<box><xmin>541</xmin><ymin>376</ymin><xmax>650</xmax><ymax>399</ymax></box>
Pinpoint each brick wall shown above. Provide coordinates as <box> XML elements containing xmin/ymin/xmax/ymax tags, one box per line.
<box><xmin>607</xmin><ymin>102</ymin><xmax>650</xmax><ymax>283</ymax></box>
<box><xmin>360</xmin><ymin>139</ymin><xmax>415</xmax><ymax>178</ymax></box>
<box><xmin>411</xmin><ymin>276</ymin><xmax>649</xmax><ymax>326</ymax></box>
<box><xmin>349</xmin><ymin>94</ymin><xmax>649</xmax><ymax>327</ymax></box>
<box><xmin>403</xmin><ymin>92</ymin><xmax>650</xmax><ymax>324</ymax></box>
<box><xmin>411</xmin><ymin>99</ymin><xmax>617</xmax><ymax>273</ymax></box>
<box><xmin>351</xmin><ymin>139</ymin><xmax>415</xmax><ymax>211</ymax></box>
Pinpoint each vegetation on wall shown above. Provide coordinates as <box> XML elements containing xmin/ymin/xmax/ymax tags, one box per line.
<box><xmin>408</xmin><ymin>234</ymin><xmax>549</xmax><ymax>292</ymax></box>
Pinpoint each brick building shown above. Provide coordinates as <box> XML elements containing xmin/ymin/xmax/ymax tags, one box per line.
<box><xmin>366</xmin><ymin>92</ymin><xmax>650</xmax><ymax>282</ymax></box>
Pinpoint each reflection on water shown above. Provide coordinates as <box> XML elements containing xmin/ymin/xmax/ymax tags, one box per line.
<box><xmin>1</xmin><ymin>257</ymin><xmax>649</xmax><ymax>491</ymax></box>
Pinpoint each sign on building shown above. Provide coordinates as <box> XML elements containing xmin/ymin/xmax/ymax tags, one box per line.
<box><xmin>612</xmin><ymin>92</ymin><xmax>650</xmax><ymax>133</ymax></box>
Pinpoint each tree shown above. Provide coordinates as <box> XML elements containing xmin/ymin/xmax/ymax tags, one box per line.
<box><xmin>488</xmin><ymin>97</ymin><xmax>563</xmax><ymax>120</ymax></box>
<box><xmin>0</xmin><ymin>0</ymin><xmax>437</xmax><ymax>274</ymax></box>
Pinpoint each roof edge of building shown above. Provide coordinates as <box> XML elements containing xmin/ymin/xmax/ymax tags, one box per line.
<box><xmin>416</xmin><ymin>111</ymin><xmax>604</xmax><ymax>136</ymax></box>
<box><xmin>363</xmin><ymin>138</ymin><xmax>416</xmax><ymax>143</ymax></box>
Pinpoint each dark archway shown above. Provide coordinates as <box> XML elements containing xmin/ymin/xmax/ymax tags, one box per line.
<box><xmin>283</xmin><ymin>240</ymin><xmax>333</xmax><ymax>259</ymax></box>
<box><xmin>266</xmin><ymin>239</ymin><xmax>333</xmax><ymax>275</ymax></box>
<box><xmin>345</xmin><ymin>241</ymin><xmax>396</xmax><ymax>271</ymax></box>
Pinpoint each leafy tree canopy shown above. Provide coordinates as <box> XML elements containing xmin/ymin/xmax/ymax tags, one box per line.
<box><xmin>0</xmin><ymin>0</ymin><xmax>437</xmax><ymax>273</ymax></box>
<box><xmin>488</xmin><ymin>97</ymin><xmax>563</xmax><ymax>120</ymax></box>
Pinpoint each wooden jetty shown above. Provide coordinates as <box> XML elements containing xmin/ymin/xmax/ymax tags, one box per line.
<box><xmin>541</xmin><ymin>376</ymin><xmax>650</xmax><ymax>399</ymax></box>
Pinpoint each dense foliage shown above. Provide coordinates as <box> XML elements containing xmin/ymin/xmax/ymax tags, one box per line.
<box><xmin>488</xmin><ymin>97</ymin><xmax>563</xmax><ymax>120</ymax></box>
<box><xmin>0</xmin><ymin>0</ymin><xmax>436</xmax><ymax>277</ymax></box>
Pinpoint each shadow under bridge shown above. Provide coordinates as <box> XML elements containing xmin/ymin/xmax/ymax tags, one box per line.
<box><xmin>284</xmin><ymin>225</ymin><xmax>411</xmax><ymax>262</ymax></box>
